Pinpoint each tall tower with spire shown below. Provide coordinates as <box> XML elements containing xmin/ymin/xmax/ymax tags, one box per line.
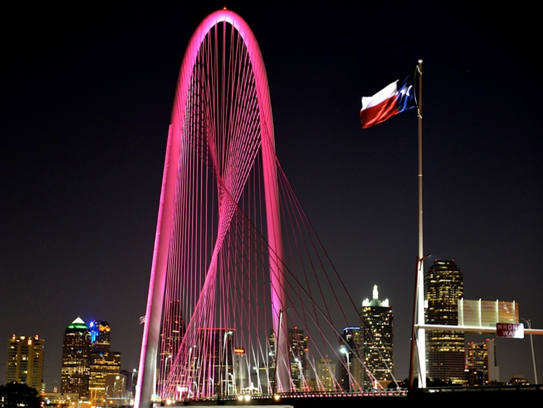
<box><xmin>361</xmin><ymin>285</ymin><xmax>394</xmax><ymax>388</ymax></box>
<box><xmin>61</xmin><ymin>317</ymin><xmax>91</xmax><ymax>399</ymax></box>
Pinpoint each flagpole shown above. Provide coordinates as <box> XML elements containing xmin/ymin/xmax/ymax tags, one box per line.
<box><xmin>409</xmin><ymin>59</ymin><xmax>426</xmax><ymax>396</ymax></box>
<box><xmin>415</xmin><ymin>59</ymin><xmax>427</xmax><ymax>389</ymax></box>
<box><xmin>417</xmin><ymin>59</ymin><xmax>426</xmax><ymax>388</ymax></box>
<box><xmin>359</xmin><ymin>62</ymin><xmax>426</xmax><ymax>393</ymax></box>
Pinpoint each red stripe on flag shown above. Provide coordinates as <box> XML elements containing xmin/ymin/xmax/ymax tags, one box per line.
<box><xmin>360</xmin><ymin>96</ymin><xmax>399</xmax><ymax>129</ymax></box>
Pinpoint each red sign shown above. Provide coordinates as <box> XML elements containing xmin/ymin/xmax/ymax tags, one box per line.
<box><xmin>496</xmin><ymin>323</ymin><xmax>524</xmax><ymax>339</ymax></box>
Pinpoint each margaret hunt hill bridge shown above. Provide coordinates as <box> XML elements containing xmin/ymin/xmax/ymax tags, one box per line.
<box><xmin>132</xmin><ymin>9</ymin><xmax>541</xmax><ymax>406</ymax></box>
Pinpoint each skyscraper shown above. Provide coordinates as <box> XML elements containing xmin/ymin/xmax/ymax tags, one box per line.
<box><xmin>465</xmin><ymin>338</ymin><xmax>499</xmax><ymax>385</ymax></box>
<box><xmin>194</xmin><ymin>328</ymin><xmax>234</xmax><ymax>397</ymax></box>
<box><xmin>287</xmin><ymin>327</ymin><xmax>308</xmax><ymax>391</ymax></box>
<box><xmin>316</xmin><ymin>359</ymin><xmax>337</xmax><ymax>391</ymax></box>
<box><xmin>88</xmin><ymin>321</ymin><xmax>121</xmax><ymax>405</ymax></box>
<box><xmin>158</xmin><ymin>300</ymin><xmax>184</xmax><ymax>393</ymax></box>
<box><xmin>89</xmin><ymin>320</ymin><xmax>111</xmax><ymax>352</ymax></box>
<box><xmin>338</xmin><ymin>326</ymin><xmax>363</xmax><ymax>391</ymax></box>
<box><xmin>361</xmin><ymin>285</ymin><xmax>394</xmax><ymax>388</ymax></box>
<box><xmin>6</xmin><ymin>334</ymin><xmax>45</xmax><ymax>392</ymax></box>
<box><xmin>61</xmin><ymin>317</ymin><xmax>91</xmax><ymax>399</ymax></box>
<box><xmin>425</xmin><ymin>259</ymin><xmax>465</xmax><ymax>384</ymax></box>
<box><xmin>269</xmin><ymin>327</ymin><xmax>308</xmax><ymax>391</ymax></box>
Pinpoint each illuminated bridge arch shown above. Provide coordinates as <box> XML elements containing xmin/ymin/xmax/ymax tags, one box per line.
<box><xmin>135</xmin><ymin>9</ymin><xmax>393</xmax><ymax>408</ymax></box>
<box><xmin>135</xmin><ymin>9</ymin><xmax>288</xmax><ymax>406</ymax></box>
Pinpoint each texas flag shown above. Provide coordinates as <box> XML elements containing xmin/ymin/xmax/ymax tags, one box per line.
<box><xmin>360</xmin><ymin>71</ymin><xmax>417</xmax><ymax>128</ymax></box>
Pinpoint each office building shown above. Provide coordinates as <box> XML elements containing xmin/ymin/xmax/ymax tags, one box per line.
<box><xmin>123</xmin><ymin>369</ymin><xmax>138</xmax><ymax>396</ymax></box>
<box><xmin>338</xmin><ymin>326</ymin><xmax>363</xmax><ymax>391</ymax></box>
<box><xmin>88</xmin><ymin>320</ymin><xmax>121</xmax><ymax>405</ymax></box>
<box><xmin>5</xmin><ymin>334</ymin><xmax>45</xmax><ymax>392</ymax></box>
<box><xmin>425</xmin><ymin>259</ymin><xmax>465</xmax><ymax>384</ymax></box>
<box><xmin>316</xmin><ymin>359</ymin><xmax>337</xmax><ymax>391</ymax></box>
<box><xmin>89</xmin><ymin>320</ymin><xmax>111</xmax><ymax>352</ymax></box>
<box><xmin>361</xmin><ymin>285</ymin><xmax>394</xmax><ymax>388</ymax></box>
<box><xmin>269</xmin><ymin>327</ymin><xmax>309</xmax><ymax>391</ymax></box>
<box><xmin>465</xmin><ymin>338</ymin><xmax>499</xmax><ymax>385</ymax></box>
<box><xmin>231</xmin><ymin>348</ymin><xmax>248</xmax><ymax>395</ymax></box>
<box><xmin>486</xmin><ymin>339</ymin><xmax>500</xmax><ymax>383</ymax></box>
<box><xmin>288</xmin><ymin>327</ymin><xmax>308</xmax><ymax>390</ymax></box>
<box><xmin>158</xmin><ymin>300</ymin><xmax>185</xmax><ymax>392</ymax></box>
<box><xmin>194</xmin><ymin>328</ymin><xmax>234</xmax><ymax>397</ymax></box>
<box><xmin>61</xmin><ymin>317</ymin><xmax>91</xmax><ymax>399</ymax></box>
<box><xmin>104</xmin><ymin>373</ymin><xmax>128</xmax><ymax>406</ymax></box>
<box><xmin>89</xmin><ymin>351</ymin><xmax>121</xmax><ymax>404</ymax></box>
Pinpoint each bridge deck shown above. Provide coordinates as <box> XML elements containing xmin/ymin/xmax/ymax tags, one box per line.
<box><xmin>158</xmin><ymin>385</ymin><xmax>542</xmax><ymax>406</ymax></box>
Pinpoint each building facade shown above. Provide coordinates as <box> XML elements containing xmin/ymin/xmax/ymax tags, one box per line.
<box><xmin>287</xmin><ymin>327</ymin><xmax>309</xmax><ymax>391</ymax></box>
<box><xmin>88</xmin><ymin>320</ymin><xmax>121</xmax><ymax>405</ymax></box>
<box><xmin>316</xmin><ymin>359</ymin><xmax>337</xmax><ymax>391</ymax></box>
<box><xmin>338</xmin><ymin>326</ymin><xmax>363</xmax><ymax>391</ymax></box>
<box><xmin>61</xmin><ymin>317</ymin><xmax>91</xmax><ymax>399</ymax></box>
<box><xmin>465</xmin><ymin>338</ymin><xmax>499</xmax><ymax>385</ymax></box>
<box><xmin>361</xmin><ymin>285</ymin><xmax>394</xmax><ymax>388</ymax></box>
<box><xmin>269</xmin><ymin>327</ymin><xmax>309</xmax><ymax>391</ymax></box>
<box><xmin>158</xmin><ymin>300</ymin><xmax>185</xmax><ymax>393</ymax></box>
<box><xmin>425</xmin><ymin>259</ymin><xmax>465</xmax><ymax>384</ymax></box>
<box><xmin>89</xmin><ymin>320</ymin><xmax>111</xmax><ymax>352</ymax></box>
<box><xmin>194</xmin><ymin>328</ymin><xmax>234</xmax><ymax>397</ymax></box>
<box><xmin>5</xmin><ymin>334</ymin><xmax>45</xmax><ymax>392</ymax></box>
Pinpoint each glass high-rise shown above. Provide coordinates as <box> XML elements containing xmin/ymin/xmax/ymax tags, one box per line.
<box><xmin>158</xmin><ymin>300</ymin><xmax>184</xmax><ymax>393</ymax></box>
<box><xmin>287</xmin><ymin>327</ymin><xmax>308</xmax><ymax>391</ymax></box>
<box><xmin>316</xmin><ymin>359</ymin><xmax>336</xmax><ymax>391</ymax></box>
<box><xmin>425</xmin><ymin>259</ymin><xmax>465</xmax><ymax>384</ymax></box>
<box><xmin>61</xmin><ymin>317</ymin><xmax>91</xmax><ymax>398</ymax></box>
<box><xmin>465</xmin><ymin>338</ymin><xmax>499</xmax><ymax>385</ymax></box>
<box><xmin>338</xmin><ymin>326</ymin><xmax>363</xmax><ymax>391</ymax></box>
<box><xmin>269</xmin><ymin>327</ymin><xmax>309</xmax><ymax>391</ymax></box>
<box><xmin>193</xmin><ymin>328</ymin><xmax>234</xmax><ymax>397</ymax></box>
<box><xmin>89</xmin><ymin>320</ymin><xmax>111</xmax><ymax>352</ymax></box>
<box><xmin>6</xmin><ymin>334</ymin><xmax>45</xmax><ymax>392</ymax></box>
<box><xmin>361</xmin><ymin>285</ymin><xmax>394</xmax><ymax>388</ymax></box>
<box><xmin>88</xmin><ymin>321</ymin><xmax>121</xmax><ymax>404</ymax></box>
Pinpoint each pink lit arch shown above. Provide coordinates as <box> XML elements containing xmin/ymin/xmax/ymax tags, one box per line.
<box><xmin>135</xmin><ymin>9</ymin><xmax>287</xmax><ymax>407</ymax></box>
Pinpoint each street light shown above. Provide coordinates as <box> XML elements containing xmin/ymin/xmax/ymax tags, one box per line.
<box><xmin>114</xmin><ymin>375</ymin><xmax>125</xmax><ymax>403</ymax></box>
<box><xmin>221</xmin><ymin>331</ymin><xmax>233</xmax><ymax>398</ymax></box>
<box><xmin>294</xmin><ymin>358</ymin><xmax>303</xmax><ymax>390</ymax></box>
<box><xmin>228</xmin><ymin>373</ymin><xmax>235</xmax><ymax>396</ymax></box>
<box><xmin>208</xmin><ymin>377</ymin><xmax>214</xmax><ymax>398</ymax></box>
<box><xmin>187</xmin><ymin>345</ymin><xmax>196</xmax><ymax>398</ymax></box>
<box><xmin>252</xmin><ymin>366</ymin><xmax>260</xmax><ymax>394</ymax></box>
<box><xmin>131</xmin><ymin>369</ymin><xmax>137</xmax><ymax>396</ymax></box>
<box><xmin>188</xmin><ymin>345</ymin><xmax>196</xmax><ymax>368</ymax></box>
<box><xmin>161</xmin><ymin>354</ymin><xmax>172</xmax><ymax>400</ymax></box>
<box><xmin>521</xmin><ymin>318</ymin><xmax>539</xmax><ymax>384</ymax></box>
<box><xmin>234</xmin><ymin>348</ymin><xmax>245</xmax><ymax>395</ymax></box>
<box><xmin>192</xmin><ymin>381</ymin><xmax>199</xmax><ymax>399</ymax></box>
<box><xmin>340</xmin><ymin>345</ymin><xmax>351</xmax><ymax>392</ymax></box>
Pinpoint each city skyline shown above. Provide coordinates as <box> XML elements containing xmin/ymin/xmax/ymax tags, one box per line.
<box><xmin>1</xmin><ymin>2</ymin><xmax>541</xmax><ymax>391</ymax></box>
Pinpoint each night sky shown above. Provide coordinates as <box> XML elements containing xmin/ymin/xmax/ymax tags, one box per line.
<box><xmin>2</xmin><ymin>2</ymin><xmax>541</xmax><ymax>391</ymax></box>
